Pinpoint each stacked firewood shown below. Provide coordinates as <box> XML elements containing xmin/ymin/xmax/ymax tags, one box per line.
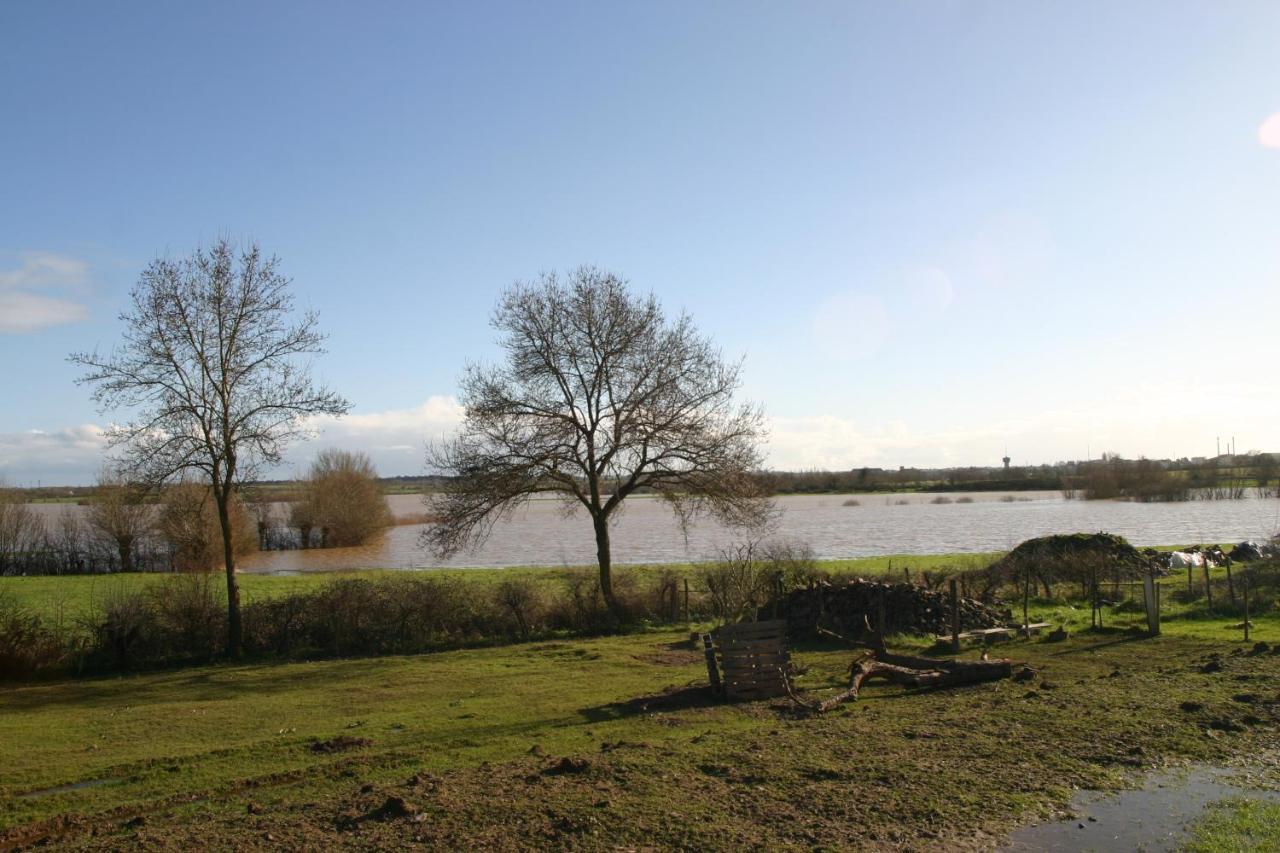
<box><xmin>778</xmin><ymin>579</ymin><xmax>1010</xmax><ymax>639</ymax></box>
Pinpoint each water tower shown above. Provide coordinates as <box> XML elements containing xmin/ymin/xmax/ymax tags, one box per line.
<box><xmin>1002</xmin><ymin>449</ymin><xmax>1011</xmax><ymax>471</ymax></box>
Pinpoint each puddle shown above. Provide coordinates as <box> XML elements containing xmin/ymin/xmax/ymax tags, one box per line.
<box><xmin>14</xmin><ymin>778</ymin><xmax>117</xmax><ymax>799</ymax></box>
<box><xmin>1003</xmin><ymin>765</ymin><xmax>1280</xmax><ymax>852</ymax></box>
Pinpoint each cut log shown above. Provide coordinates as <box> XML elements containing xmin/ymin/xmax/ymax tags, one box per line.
<box><xmin>783</xmin><ymin>650</ymin><xmax>1013</xmax><ymax>713</ymax></box>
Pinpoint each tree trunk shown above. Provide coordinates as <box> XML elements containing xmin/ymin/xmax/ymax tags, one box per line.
<box><xmin>117</xmin><ymin>536</ymin><xmax>135</xmax><ymax>573</ymax></box>
<box><xmin>592</xmin><ymin>513</ymin><xmax>619</xmax><ymax>619</ymax></box>
<box><xmin>215</xmin><ymin>486</ymin><xmax>243</xmax><ymax>657</ymax></box>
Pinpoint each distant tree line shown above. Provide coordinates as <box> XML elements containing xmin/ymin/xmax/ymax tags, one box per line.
<box><xmin>1062</xmin><ymin>453</ymin><xmax>1276</xmax><ymax>502</ymax></box>
<box><xmin>756</xmin><ymin>452</ymin><xmax>1279</xmax><ymax>501</ymax></box>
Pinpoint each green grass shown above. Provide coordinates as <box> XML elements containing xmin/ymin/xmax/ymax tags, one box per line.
<box><xmin>0</xmin><ymin>624</ymin><xmax>1276</xmax><ymax>849</ymax></box>
<box><xmin>0</xmin><ymin>552</ymin><xmax>996</xmax><ymax>624</ymax></box>
<box><xmin>1184</xmin><ymin>798</ymin><xmax>1280</xmax><ymax>852</ymax></box>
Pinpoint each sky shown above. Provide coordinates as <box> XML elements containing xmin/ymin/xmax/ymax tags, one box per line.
<box><xmin>2</xmin><ymin>1</ymin><xmax>1279</xmax><ymax>485</ymax></box>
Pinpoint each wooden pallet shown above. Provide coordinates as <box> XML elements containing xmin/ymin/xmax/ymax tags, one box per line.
<box><xmin>716</xmin><ymin>619</ymin><xmax>789</xmax><ymax>701</ymax></box>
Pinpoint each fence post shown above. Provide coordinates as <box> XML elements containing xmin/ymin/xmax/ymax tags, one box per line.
<box><xmin>683</xmin><ymin>579</ymin><xmax>690</xmax><ymax>626</ymax></box>
<box><xmin>701</xmin><ymin>633</ymin><xmax>721</xmax><ymax>696</ymax></box>
<box><xmin>1022</xmin><ymin>562</ymin><xmax>1030</xmax><ymax>637</ymax></box>
<box><xmin>1242</xmin><ymin>572</ymin><xmax>1250</xmax><ymax>642</ymax></box>
<box><xmin>950</xmin><ymin>579</ymin><xmax>960</xmax><ymax>653</ymax></box>
<box><xmin>1203</xmin><ymin>562</ymin><xmax>1213</xmax><ymax>611</ymax></box>
<box><xmin>1142</xmin><ymin>575</ymin><xmax>1160</xmax><ymax>636</ymax></box>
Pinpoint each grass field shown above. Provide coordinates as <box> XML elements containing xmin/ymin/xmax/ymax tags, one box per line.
<box><xmin>1</xmin><ymin>622</ymin><xmax>1277</xmax><ymax>849</ymax></box>
<box><xmin>0</xmin><ymin>553</ymin><xmax>999</xmax><ymax>627</ymax></box>
<box><xmin>1</xmin><ymin>556</ymin><xmax>1276</xmax><ymax>849</ymax></box>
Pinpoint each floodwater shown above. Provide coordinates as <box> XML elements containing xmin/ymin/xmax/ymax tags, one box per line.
<box><xmin>1003</xmin><ymin>763</ymin><xmax>1280</xmax><ymax>852</ymax></box>
<box><xmin>30</xmin><ymin>491</ymin><xmax>1280</xmax><ymax>573</ymax></box>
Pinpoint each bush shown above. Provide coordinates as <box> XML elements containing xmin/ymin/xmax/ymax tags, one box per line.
<box><xmin>158</xmin><ymin>480</ymin><xmax>257</xmax><ymax>571</ymax></box>
<box><xmin>151</xmin><ymin>573</ymin><xmax>225</xmax><ymax>662</ymax></box>
<box><xmin>699</xmin><ymin>541</ymin><xmax>774</xmax><ymax>625</ymax></box>
<box><xmin>0</xmin><ymin>592</ymin><xmax>72</xmax><ymax>679</ymax></box>
<box><xmin>494</xmin><ymin>577</ymin><xmax>543</xmax><ymax>639</ymax></box>
<box><xmin>85</xmin><ymin>586</ymin><xmax>156</xmax><ymax>670</ymax></box>
<box><xmin>290</xmin><ymin>450</ymin><xmax>393</xmax><ymax>548</ymax></box>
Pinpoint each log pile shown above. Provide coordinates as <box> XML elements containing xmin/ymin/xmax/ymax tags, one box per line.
<box><xmin>777</xmin><ymin>579</ymin><xmax>1010</xmax><ymax>640</ymax></box>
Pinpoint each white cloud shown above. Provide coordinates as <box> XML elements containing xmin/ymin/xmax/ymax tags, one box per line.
<box><xmin>0</xmin><ymin>291</ymin><xmax>90</xmax><ymax>332</ymax></box>
<box><xmin>293</xmin><ymin>396</ymin><xmax>466</xmax><ymax>475</ymax></box>
<box><xmin>0</xmin><ymin>252</ymin><xmax>91</xmax><ymax>333</ymax></box>
<box><xmin>1260</xmin><ymin>113</ymin><xmax>1280</xmax><ymax>149</ymax></box>
<box><xmin>0</xmin><ymin>424</ymin><xmax>109</xmax><ymax>485</ymax></box>
<box><xmin>765</xmin><ymin>414</ymin><xmax>1013</xmax><ymax>471</ymax></box>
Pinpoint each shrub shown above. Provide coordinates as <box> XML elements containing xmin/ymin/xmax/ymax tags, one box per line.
<box><xmin>0</xmin><ymin>592</ymin><xmax>71</xmax><ymax>679</ymax></box>
<box><xmin>158</xmin><ymin>480</ymin><xmax>257</xmax><ymax>571</ymax></box>
<box><xmin>151</xmin><ymin>573</ymin><xmax>225</xmax><ymax>662</ymax></box>
<box><xmin>85</xmin><ymin>586</ymin><xmax>156</xmax><ymax>670</ymax></box>
<box><xmin>290</xmin><ymin>450</ymin><xmax>392</xmax><ymax>548</ymax></box>
<box><xmin>494</xmin><ymin>577</ymin><xmax>543</xmax><ymax>639</ymax></box>
<box><xmin>699</xmin><ymin>541</ymin><xmax>775</xmax><ymax>625</ymax></box>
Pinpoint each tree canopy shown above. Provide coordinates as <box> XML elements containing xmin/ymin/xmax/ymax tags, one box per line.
<box><xmin>71</xmin><ymin>239</ymin><xmax>349</xmax><ymax>653</ymax></box>
<box><xmin>425</xmin><ymin>267</ymin><xmax>771</xmax><ymax>614</ymax></box>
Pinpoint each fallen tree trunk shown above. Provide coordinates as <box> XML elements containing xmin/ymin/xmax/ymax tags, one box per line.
<box><xmin>785</xmin><ymin>652</ymin><xmax>1013</xmax><ymax>713</ymax></box>
<box><xmin>784</xmin><ymin>620</ymin><xmax>1014</xmax><ymax>713</ymax></box>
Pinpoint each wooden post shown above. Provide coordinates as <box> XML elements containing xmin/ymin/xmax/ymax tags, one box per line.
<box><xmin>1142</xmin><ymin>575</ymin><xmax>1160</xmax><ymax>636</ymax></box>
<box><xmin>683</xmin><ymin>579</ymin><xmax>690</xmax><ymax>626</ymax></box>
<box><xmin>949</xmin><ymin>579</ymin><xmax>960</xmax><ymax>653</ymax></box>
<box><xmin>701</xmin><ymin>633</ymin><xmax>721</xmax><ymax>695</ymax></box>
<box><xmin>1242</xmin><ymin>572</ymin><xmax>1250</xmax><ymax>642</ymax></box>
<box><xmin>1203</xmin><ymin>561</ymin><xmax>1213</xmax><ymax>611</ymax></box>
<box><xmin>1225</xmin><ymin>559</ymin><xmax>1236</xmax><ymax>608</ymax></box>
<box><xmin>1022</xmin><ymin>561</ymin><xmax>1030</xmax><ymax>637</ymax></box>
<box><xmin>1187</xmin><ymin>564</ymin><xmax>1193</xmax><ymax>595</ymax></box>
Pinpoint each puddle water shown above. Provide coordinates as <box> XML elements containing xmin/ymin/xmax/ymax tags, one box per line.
<box><xmin>15</xmin><ymin>778</ymin><xmax>117</xmax><ymax>799</ymax></box>
<box><xmin>1003</xmin><ymin>765</ymin><xmax>1280</xmax><ymax>852</ymax></box>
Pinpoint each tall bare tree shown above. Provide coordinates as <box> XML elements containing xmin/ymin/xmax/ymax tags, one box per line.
<box><xmin>425</xmin><ymin>267</ymin><xmax>771</xmax><ymax>617</ymax></box>
<box><xmin>71</xmin><ymin>239</ymin><xmax>349</xmax><ymax>654</ymax></box>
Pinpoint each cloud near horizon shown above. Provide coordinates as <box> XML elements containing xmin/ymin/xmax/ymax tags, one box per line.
<box><xmin>5</xmin><ymin>378</ymin><xmax>1279</xmax><ymax>486</ymax></box>
<box><xmin>0</xmin><ymin>252</ymin><xmax>91</xmax><ymax>333</ymax></box>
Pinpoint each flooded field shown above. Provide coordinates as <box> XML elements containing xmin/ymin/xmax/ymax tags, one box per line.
<box><xmin>241</xmin><ymin>491</ymin><xmax>1279</xmax><ymax>573</ymax></box>
<box><xmin>30</xmin><ymin>491</ymin><xmax>1280</xmax><ymax>573</ymax></box>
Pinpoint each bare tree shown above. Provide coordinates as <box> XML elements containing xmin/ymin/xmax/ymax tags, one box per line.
<box><xmin>290</xmin><ymin>449</ymin><xmax>392</xmax><ymax>547</ymax></box>
<box><xmin>0</xmin><ymin>482</ymin><xmax>45</xmax><ymax>576</ymax></box>
<box><xmin>70</xmin><ymin>239</ymin><xmax>349</xmax><ymax>655</ymax></box>
<box><xmin>425</xmin><ymin>267</ymin><xmax>771</xmax><ymax>617</ymax></box>
<box><xmin>85</xmin><ymin>468</ymin><xmax>154</xmax><ymax>572</ymax></box>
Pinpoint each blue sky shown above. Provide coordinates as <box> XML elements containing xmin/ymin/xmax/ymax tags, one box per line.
<box><xmin>2</xmin><ymin>1</ymin><xmax>1279</xmax><ymax>484</ymax></box>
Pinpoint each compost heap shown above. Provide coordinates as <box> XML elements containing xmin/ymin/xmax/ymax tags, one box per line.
<box><xmin>987</xmin><ymin>532</ymin><xmax>1154</xmax><ymax>578</ymax></box>
<box><xmin>778</xmin><ymin>579</ymin><xmax>1010</xmax><ymax>640</ymax></box>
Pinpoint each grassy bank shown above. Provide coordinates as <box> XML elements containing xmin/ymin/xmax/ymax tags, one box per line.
<box><xmin>0</xmin><ymin>622</ymin><xmax>1277</xmax><ymax>849</ymax></box>
<box><xmin>0</xmin><ymin>553</ymin><xmax>998</xmax><ymax>624</ymax></box>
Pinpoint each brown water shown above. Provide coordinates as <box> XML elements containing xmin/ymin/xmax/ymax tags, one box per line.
<box><xmin>31</xmin><ymin>492</ymin><xmax>1279</xmax><ymax>573</ymax></box>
